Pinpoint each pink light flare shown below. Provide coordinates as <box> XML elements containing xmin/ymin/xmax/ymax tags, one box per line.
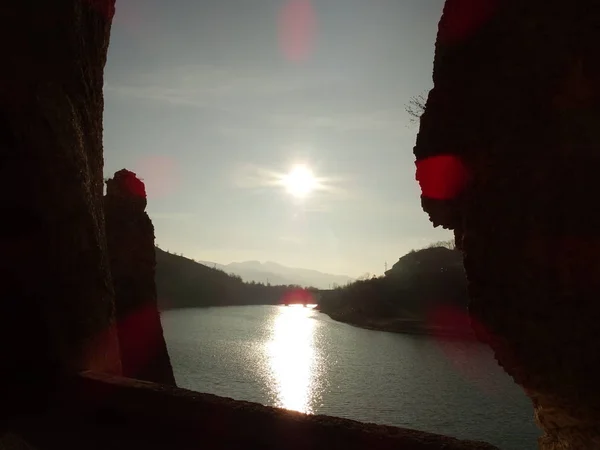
<box><xmin>112</xmin><ymin>0</ymin><xmax>145</xmax><ymax>35</ymax></box>
<box><xmin>427</xmin><ymin>304</ymin><xmax>505</xmax><ymax>396</ymax></box>
<box><xmin>280</xmin><ymin>288</ymin><xmax>315</xmax><ymax>306</ymax></box>
<box><xmin>278</xmin><ymin>0</ymin><xmax>317</xmax><ymax>63</ymax></box>
<box><xmin>438</xmin><ymin>0</ymin><xmax>499</xmax><ymax>45</ymax></box>
<box><xmin>118</xmin><ymin>305</ymin><xmax>163</xmax><ymax>379</ymax></box>
<box><xmin>415</xmin><ymin>155</ymin><xmax>471</xmax><ymax>201</ymax></box>
<box><xmin>81</xmin><ymin>0</ymin><xmax>116</xmax><ymax>20</ymax></box>
<box><xmin>134</xmin><ymin>155</ymin><xmax>179</xmax><ymax>200</ymax></box>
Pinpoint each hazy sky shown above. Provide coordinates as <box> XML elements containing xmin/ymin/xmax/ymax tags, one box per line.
<box><xmin>103</xmin><ymin>0</ymin><xmax>452</xmax><ymax>277</ymax></box>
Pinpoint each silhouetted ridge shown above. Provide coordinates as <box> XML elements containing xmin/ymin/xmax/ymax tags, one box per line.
<box><xmin>318</xmin><ymin>243</ymin><xmax>472</xmax><ymax>338</ymax></box>
<box><xmin>155</xmin><ymin>248</ymin><xmax>317</xmax><ymax>309</ymax></box>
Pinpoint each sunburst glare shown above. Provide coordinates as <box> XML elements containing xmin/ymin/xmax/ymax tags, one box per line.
<box><xmin>281</xmin><ymin>165</ymin><xmax>318</xmax><ymax>198</ymax></box>
<box><xmin>267</xmin><ymin>305</ymin><xmax>318</xmax><ymax>413</ymax></box>
<box><xmin>234</xmin><ymin>161</ymin><xmax>341</xmax><ymax>201</ymax></box>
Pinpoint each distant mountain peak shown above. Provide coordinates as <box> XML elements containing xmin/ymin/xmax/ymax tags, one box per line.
<box><xmin>197</xmin><ymin>259</ymin><xmax>354</xmax><ymax>289</ymax></box>
<box><xmin>264</xmin><ymin>260</ymin><xmax>284</xmax><ymax>268</ymax></box>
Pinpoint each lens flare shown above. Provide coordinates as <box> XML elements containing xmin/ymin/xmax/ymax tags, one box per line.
<box><xmin>428</xmin><ymin>304</ymin><xmax>507</xmax><ymax>395</ymax></box>
<box><xmin>438</xmin><ymin>0</ymin><xmax>498</xmax><ymax>44</ymax></box>
<box><xmin>278</xmin><ymin>0</ymin><xmax>317</xmax><ymax>63</ymax></box>
<box><xmin>134</xmin><ymin>155</ymin><xmax>179</xmax><ymax>199</ymax></box>
<box><xmin>416</xmin><ymin>155</ymin><xmax>470</xmax><ymax>200</ymax></box>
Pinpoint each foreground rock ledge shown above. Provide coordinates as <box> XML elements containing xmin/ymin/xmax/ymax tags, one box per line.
<box><xmin>9</xmin><ymin>372</ymin><xmax>498</xmax><ymax>450</ymax></box>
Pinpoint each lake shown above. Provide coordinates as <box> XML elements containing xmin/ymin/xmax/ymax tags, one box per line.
<box><xmin>161</xmin><ymin>305</ymin><xmax>540</xmax><ymax>450</ymax></box>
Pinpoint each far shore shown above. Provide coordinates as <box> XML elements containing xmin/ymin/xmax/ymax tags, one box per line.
<box><xmin>159</xmin><ymin>303</ymin><xmax>480</xmax><ymax>341</ymax></box>
<box><xmin>318</xmin><ymin>310</ymin><xmax>479</xmax><ymax>341</ymax></box>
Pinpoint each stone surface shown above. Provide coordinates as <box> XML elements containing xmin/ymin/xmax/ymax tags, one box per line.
<box><xmin>0</xmin><ymin>433</ymin><xmax>37</xmax><ymax>450</ymax></box>
<box><xmin>104</xmin><ymin>170</ymin><xmax>176</xmax><ymax>385</ymax></box>
<box><xmin>0</xmin><ymin>0</ymin><xmax>121</xmax><ymax>412</ymax></box>
<box><xmin>8</xmin><ymin>372</ymin><xmax>499</xmax><ymax>450</ymax></box>
<box><xmin>415</xmin><ymin>0</ymin><xmax>600</xmax><ymax>448</ymax></box>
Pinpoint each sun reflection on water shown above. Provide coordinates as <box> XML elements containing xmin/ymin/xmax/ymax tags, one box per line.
<box><xmin>267</xmin><ymin>305</ymin><xmax>317</xmax><ymax>414</ymax></box>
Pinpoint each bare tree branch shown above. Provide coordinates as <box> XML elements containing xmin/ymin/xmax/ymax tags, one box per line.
<box><xmin>406</xmin><ymin>92</ymin><xmax>428</xmax><ymax>125</ymax></box>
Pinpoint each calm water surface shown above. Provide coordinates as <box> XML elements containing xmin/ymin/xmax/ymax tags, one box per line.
<box><xmin>162</xmin><ymin>305</ymin><xmax>540</xmax><ymax>450</ymax></box>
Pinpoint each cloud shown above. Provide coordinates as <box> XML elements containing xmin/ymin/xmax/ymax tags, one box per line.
<box><xmin>267</xmin><ymin>110</ymin><xmax>410</xmax><ymax>134</ymax></box>
<box><xmin>278</xmin><ymin>235</ymin><xmax>305</xmax><ymax>245</ymax></box>
<box><xmin>149</xmin><ymin>212</ymin><xmax>199</xmax><ymax>221</ymax></box>
<box><xmin>229</xmin><ymin>162</ymin><xmax>281</xmax><ymax>189</ymax></box>
<box><xmin>228</xmin><ymin>160</ymin><xmax>416</xmax><ymax>220</ymax></box>
<box><xmin>105</xmin><ymin>63</ymin><xmax>411</xmax><ymax>135</ymax></box>
<box><xmin>229</xmin><ymin>161</ymin><xmax>353</xmax><ymax>201</ymax></box>
<box><xmin>106</xmin><ymin>63</ymin><xmax>339</xmax><ymax>103</ymax></box>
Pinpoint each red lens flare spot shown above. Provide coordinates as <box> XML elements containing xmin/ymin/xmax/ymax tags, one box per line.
<box><xmin>82</xmin><ymin>0</ymin><xmax>116</xmax><ymax>20</ymax></box>
<box><xmin>280</xmin><ymin>288</ymin><xmax>314</xmax><ymax>306</ymax></box>
<box><xmin>427</xmin><ymin>304</ymin><xmax>473</xmax><ymax>339</ymax></box>
<box><xmin>427</xmin><ymin>304</ymin><xmax>500</xmax><ymax>394</ymax></box>
<box><xmin>118</xmin><ymin>305</ymin><xmax>162</xmax><ymax>378</ymax></box>
<box><xmin>113</xmin><ymin>0</ymin><xmax>144</xmax><ymax>34</ymax></box>
<box><xmin>134</xmin><ymin>155</ymin><xmax>179</xmax><ymax>200</ymax></box>
<box><xmin>110</xmin><ymin>169</ymin><xmax>146</xmax><ymax>199</ymax></box>
<box><xmin>416</xmin><ymin>155</ymin><xmax>470</xmax><ymax>200</ymax></box>
<box><xmin>279</xmin><ymin>0</ymin><xmax>317</xmax><ymax>63</ymax></box>
<box><xmin>438</xmin><ymin>0</ymin><xmax>498</xmax><ymax>44</ymax></box>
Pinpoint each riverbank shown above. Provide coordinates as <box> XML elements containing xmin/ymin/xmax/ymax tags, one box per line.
<box><xmin>314</xmin><ymin>245</ymin><xmax>474</xmax><ymax>340</ymax></box>
<box><xmin>319</xmin><ymin>310</ymin><xmax>478</xmax><ymax>340</ymax></box>
<box><xmin>162</xmin><ymin>305</ymin><xmax>540</xmax><ymax>449</ymax></box>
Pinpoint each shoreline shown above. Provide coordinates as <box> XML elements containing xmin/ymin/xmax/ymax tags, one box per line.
<box><xmin>160</xmin><ymin>304</ymin><xmax>480</xmax><ymax>341</ymax></box>
<box><xmin>318</xmin><ymin>311</ymin><xmax>479</xmax><ymax>341</ymax></box>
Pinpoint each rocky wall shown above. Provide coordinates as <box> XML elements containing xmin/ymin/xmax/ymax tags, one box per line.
<box><xmin>104</xmin><ymin>170</ymin><xmax>176</xmax><ymax>385</ymax></box>
<box><xmin>0</xmin><ymin>0</ymin><xmax>121</xmax><ymax>414</ymax></box>
<box><xmin>415</xmin><ymin>0</ymin><xmax>600</xmax><ymax>448</ymax></box>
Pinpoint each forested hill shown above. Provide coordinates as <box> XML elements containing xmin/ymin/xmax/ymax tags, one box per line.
<box><xmin>317</xmin><ymin>244</ymin><xmax>474</xmax><ymax>338</ymax></box>
<box><xmin>155</xmin><ymin>247</ymin><xmax>316</xmax><ymax>309</ymax></box>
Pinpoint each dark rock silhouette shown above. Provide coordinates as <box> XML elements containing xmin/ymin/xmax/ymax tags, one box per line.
<box><xmin>104</xmin><ymin>170</ymin><xmax>176</xmax><ymax>386</ymax></box>
<box><xmin>319</xmin><ymin>245</ymin><xmax>473</xmax><ymax>338</ymax></box>
<box><xmin>155</xmin><ymin>247</ymin><xmax>317</xmax><ymax>309</ymax></box>
<box><xmin>0</xmin><ymin>0</ymin><xmax>121</xmax><ymax>413</ymax></box>
<box><xmin>5</xmin><ymin>0</ymin><xmax>590</xmax><ymax>448</ymax></box>
<box><xmin>415</xmin><ymin>0</ymin><xmax>600</xmax><ymax>447</ymax></box>
<box><xmin>6</xmin><ymin>372</ymin><xmax>500</xmax><ymax>450</ymax></box>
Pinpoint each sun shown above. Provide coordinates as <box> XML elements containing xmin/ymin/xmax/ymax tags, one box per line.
<box><xmin>281</xmin><ymin>165</ymin><xmax>318</xmax><ymax>198</ymax></box>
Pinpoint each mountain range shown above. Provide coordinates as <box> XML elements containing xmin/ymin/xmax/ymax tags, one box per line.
<box><xmin>198</xmin><ymin>260</ymin><xmax>354</xmax><ymax>290</ymax></box>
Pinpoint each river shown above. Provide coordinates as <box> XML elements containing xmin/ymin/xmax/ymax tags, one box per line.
<box><xmin>161</xmin><ymin>305</ymin><xmax>540</xmax><ymax>450</ymax></box>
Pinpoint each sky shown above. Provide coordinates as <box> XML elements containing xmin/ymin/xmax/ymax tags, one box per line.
<box><xmin>102</xmin><ymin>0</ymin><xmax>452</xmax><ymax>278</ymax></box>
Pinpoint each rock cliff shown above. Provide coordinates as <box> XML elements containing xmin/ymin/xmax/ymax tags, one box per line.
<box><xmin>0</xmin><ymin>0</ymin><xmax>121</xmax><ymax>413</ymax></box>
<box><xmin>415</xmin><ymin>0</ymin><xmax>600</xmax><ymax>448</ymax></box>
<box><xmin>104</xmin><ymin>170</ymin><xmax>175</xmax><ymax>386</ymax></box>
<box><xmin>5</xmin><ymin>0</ymin><xmax>593</xmax><ymax>448</ymax></box>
